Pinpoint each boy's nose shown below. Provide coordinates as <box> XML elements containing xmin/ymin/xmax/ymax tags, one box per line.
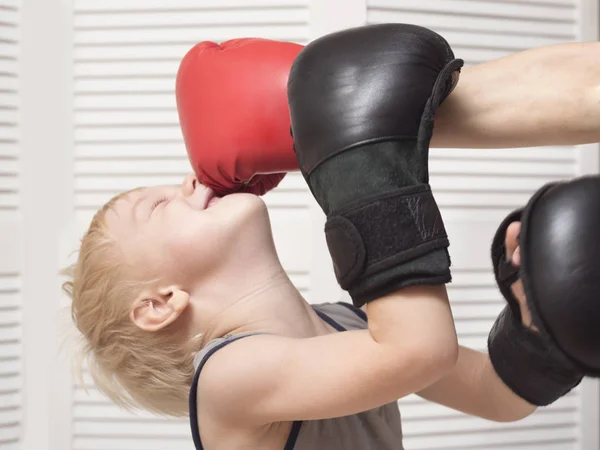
<box><xmin>182</xmin><ymin>174</ymin><xmax>197</xmax><ymax>196</ymax></box>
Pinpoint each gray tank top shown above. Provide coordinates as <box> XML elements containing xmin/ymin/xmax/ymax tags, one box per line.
<box><xmin>188</xmin><ymin>302</ymin><xmax>404</xmax><ymax>450</ymax></box>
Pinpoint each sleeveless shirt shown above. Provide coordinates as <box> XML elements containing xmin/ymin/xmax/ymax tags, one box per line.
<box><xmin>188</xmin><ymin>302</ymin><xmax>404</xmax><ymax>449</ymax></box>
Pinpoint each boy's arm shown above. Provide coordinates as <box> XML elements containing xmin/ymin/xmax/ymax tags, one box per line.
<box><xmin>416</xmin><ymin>345</ymin><xmax>536</xmax><ymax>422</ymax></box>
<box><xmin>433</xmin><ymin>42</ymin><xmax>600</xmax><ymax>148</ymax></box>
<box><xmin>198</xmin><ymin>285</ymin><xmax>458</xmax><ymax>424</ymax></box>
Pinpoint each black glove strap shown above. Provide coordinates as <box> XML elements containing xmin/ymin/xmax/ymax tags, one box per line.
<box><xmin>325</xmin><ymin>184</ymin><xmax>449</xmax><ymax>300</ymax></box>
<box><xmin>488</xmin><ymin>306</ymin><xmax>583</xmax><ymax>406</ymax></box>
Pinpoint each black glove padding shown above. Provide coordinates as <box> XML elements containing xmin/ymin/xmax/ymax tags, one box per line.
<box><xmin>488</xmin><ymin>176</ymin><xmax>600</xmax><ymax>405</ymax></box>
<box><xmin>288</xmin><ymin>23</ymin><xmax>463</xmax><ymax>307</ymax></box>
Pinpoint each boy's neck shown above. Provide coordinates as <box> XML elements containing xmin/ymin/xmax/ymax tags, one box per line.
<box><xmin>195</xmin><ymin>268</ymin><xmax>332</xmax><ymax>346</ymax></box>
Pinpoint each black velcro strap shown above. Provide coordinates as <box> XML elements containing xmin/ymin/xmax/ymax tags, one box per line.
<box><xmin>488</xmin><ymin>306</ymin><xmax>583</xmax><ymax>406</ymax></box>
<box><xmin>324</xmin><ymin>184</ymin><xmax>448</xmax><ymax>290</ymax></box>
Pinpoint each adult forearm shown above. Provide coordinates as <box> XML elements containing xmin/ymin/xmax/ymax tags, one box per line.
<box><xmin>417</xmin><ymin>346</ymin><xmax>536</xmax><ymax>422</ymax></box>
<box><xmin>432</xmin><ymin>42</ymin><xmax>600</xmax><ymax>149</ymax></box>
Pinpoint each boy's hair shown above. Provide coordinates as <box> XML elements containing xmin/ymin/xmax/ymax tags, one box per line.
<box><xmin>62</xmin><ymin>189</ymin><xmax>201</xmax><ymax>417</ymax></box>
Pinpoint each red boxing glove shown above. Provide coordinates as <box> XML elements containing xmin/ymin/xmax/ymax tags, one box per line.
<box><xmin>176</xmin><ymin>38</ymin><xmax>303</xmax><ymax>196</ymax></box>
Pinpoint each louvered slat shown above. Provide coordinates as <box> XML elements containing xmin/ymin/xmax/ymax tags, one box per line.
<box><xmin>0</xmin><ymin>1</ymin><xmax>20</xmax><ymax>214</ymax></box>
<box><xmin>0</xmin><ymin>0</ymin><xmax>21</xmax><ymax>447</ymax></box>
<box><xmin>71</xmin><ymin>3</ymin><xmax>311</xmax><ymax>449</ymax></box>
<box><xmin>0</xmin><ymin>272</ymin><xmax>21</xmax><ymax>447</ymax></box>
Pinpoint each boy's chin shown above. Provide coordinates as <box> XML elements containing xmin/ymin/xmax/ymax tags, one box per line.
<box><xmin>214</xmin><ymin>192</ymin><xmax>267</xmax><ymax>215</ymax></box>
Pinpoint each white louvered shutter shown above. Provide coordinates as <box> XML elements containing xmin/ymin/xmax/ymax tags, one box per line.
<box><xmin>367</xmin><ymin>1</ymin><xmax>585</xmax><ymax>449</ymax></box>
<box><xmin>70</xmin><ymin>1</ymin><xmax>312</xmax><ymax>449</ymax></box>
<box><xmin>0</xmin><ymin>0</ymin><xmax>21</xmax><ymax>448</ymax></box>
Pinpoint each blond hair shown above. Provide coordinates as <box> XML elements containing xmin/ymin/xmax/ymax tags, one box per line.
<box><xmin>62</xmin><ymin>189</ymin><xmax>201</xmax><ymax>417</ymax></box>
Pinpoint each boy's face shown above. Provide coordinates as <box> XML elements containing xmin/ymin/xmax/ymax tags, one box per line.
<box><xmin>105</xmin><ymin>174</ymin><xmax>269</xmax><ymax>287</ymax></box>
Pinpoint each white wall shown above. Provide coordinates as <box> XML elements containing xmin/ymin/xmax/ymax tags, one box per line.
<box><xmin>5</xmin><ymin>0</ymin><xmax>599</xmax><ymax>449</ymax></box>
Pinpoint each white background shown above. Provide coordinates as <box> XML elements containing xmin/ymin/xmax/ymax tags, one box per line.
<box><xmin>1</xmin><ymin>0</ymin><xmax>599</xmax><ymax>449</ymax></box>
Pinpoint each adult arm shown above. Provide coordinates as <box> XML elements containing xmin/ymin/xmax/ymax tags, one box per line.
<box><xmin>433</xmin><ymin>42</ymin><xmax>600</xmax><ymax>148</ymax></box>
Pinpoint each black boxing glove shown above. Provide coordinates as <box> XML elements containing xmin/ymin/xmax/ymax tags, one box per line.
<box><xmin>287</xmin><ymin>23</ymin><xmax>463</xmax><ymax>307</ymax></box>
<box><xmin>488</xmin><ymin>176</ymin><xmax>600</xmax><ymax>406</ymax></box>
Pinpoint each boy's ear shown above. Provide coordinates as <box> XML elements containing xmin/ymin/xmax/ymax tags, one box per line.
<box><xmin>130</xmin><ymin>286</ymin><xmax>190</xmax><ymax>332</ymax></box>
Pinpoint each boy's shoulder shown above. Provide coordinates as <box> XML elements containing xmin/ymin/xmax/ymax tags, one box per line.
<box><xmin>191</xmin><ymin>333</ymin><xmax>294</xmax><ymax>447</ymax></box>
<box><xmin>195</xmin><ymin>333</ymin><xmax>287</xmax><ymax>408</ymax></box>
